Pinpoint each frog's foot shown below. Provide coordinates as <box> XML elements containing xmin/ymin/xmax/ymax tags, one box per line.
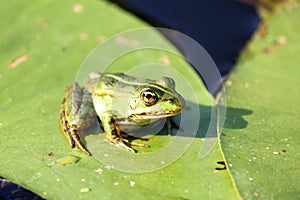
<box><xmin>166</xmin><ymin>117</ymin><xmax>183</xmax><ymax>136</ymax></box>
<box><xmin>106</xmin><ymin>125</ymin><xmax>149</xmax><ymax>153</ymax></box>
<box><xmin>114</xmin><ymin>138</ymin><xmax>136</xmax><ymax>153</ymax></box>
<box><xmin>67</xmin><ymin>125</ymin><xmax>91</xmax><ymax>156</ymax></box>
<box><xmin>119</xmin><ymin>130</ymin><xmax>149</xmax><ymax>147</ymax></box>
<box><xmin>101</xmin><ymin>115</ymin><xmax>149</xmax><ymax>153</ymax></box>
<box><xmin>60</xmin><ymin>107</ymin><xmax>92</xmax><ymax>156</ymax></box>
<box><xmin>108</xmin><ymin>135</ymin><xmax>149</xmax><ymax>153</ymax></box>
<box><xmin>122</xmin><ymin>138</ymin><xmax>149</xmax><ymax>148</ymax></box>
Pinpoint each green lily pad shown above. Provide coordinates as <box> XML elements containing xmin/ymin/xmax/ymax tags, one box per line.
<box><xmin>221</xmin><ymin>2</ymin><xmax>300</xmax><ymax>199</ymax></box>
<box><xmin>0</xmin><ymin>0</ymin><xmax>238</xmax><ymax>199</ymax></box>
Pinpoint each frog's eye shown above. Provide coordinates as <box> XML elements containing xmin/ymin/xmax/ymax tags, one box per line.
<box><xmin>140</xmin><ymin>89</ymin><xmax>158</xmax><ymax>106</ymax></box>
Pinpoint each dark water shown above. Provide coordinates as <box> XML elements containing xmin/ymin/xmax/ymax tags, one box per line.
<box><xmin>112</xmin><ymin>0</ymin><xmax>260</xmax><ymax>75</ymax></box>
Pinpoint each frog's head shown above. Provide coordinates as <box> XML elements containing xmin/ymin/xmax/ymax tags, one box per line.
<box><xmin>128</xmin><ymin>77</ymin><xmax>185</xmax><ymax>120</ymax></box>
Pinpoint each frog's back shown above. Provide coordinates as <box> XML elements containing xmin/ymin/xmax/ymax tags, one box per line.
<box><xmin>87</xmin><ymin>72</ymin><xmax>160</xmax><ymax>96</ymax></box>
<box><xmin>100</xmin><ymin>73</ymin><xmax>156</xmax><ymax>87</ymax></box>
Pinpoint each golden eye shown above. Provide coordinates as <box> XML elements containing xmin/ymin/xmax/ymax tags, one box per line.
<box><xmin>141</xmin><ymin>89</ymin><xmax>158</xmax><ymax>106</ymax></box>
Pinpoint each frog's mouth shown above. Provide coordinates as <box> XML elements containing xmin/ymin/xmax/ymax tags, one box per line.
<box><xmin>128</xmin><ymin>96</ymin><xmax>185</xmax><ymax>120</ymax></box>
<box><xmin>130</xmin><ymin>109</ymin><xmax>183</xmax><ymax>120</ymax></box>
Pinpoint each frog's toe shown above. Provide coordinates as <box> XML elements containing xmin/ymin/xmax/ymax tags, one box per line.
<box><xmin>120</xmin><ymin>138</ymin><xmax>150</xmax><ymax>153</ymax></box>
<box><xmin>115</xmin><ymin>140</ymin><xmax>136</xmax><ymax>153</ymax></box>
<box><xmin>127</xmin><ymin>140</ymin><xmax>149</xmax><ymax>148</ymax></box>
<box><xmin>69</xmin><ymin>127</ymin><xmax>92</xmax><ymax>156</ymax></box>
<box><xmin>61</xmin><ymin>124</ymin><xmax>76</xmax><ymax>148</ymax></box>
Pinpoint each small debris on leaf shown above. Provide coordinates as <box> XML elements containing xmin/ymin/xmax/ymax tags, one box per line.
<box><xmin>253</xmin><ymin>191</ymin><xmax>259</xmax><ymax>197</ymax></box>
<box><xmin>48</xmin><ymin>152</ymin><xmax>54</xmax><ymax>156</ymax></box>
<box><xmin>79</xmin><ymin>33</ymin><xmax>89</xmax><ymax>40</ymax></box>
<box><xmin>114</xmin><ymin>182</ymin><xmax>119</xmax><ymax>186</ymax></box>
<box><xmin>219</xmin><ymin>132</ymin><xmax>227</xmax><ymax>136</ymax></box>
<box><xmin>215</xmin><ymin>161</ymin><xmax>227</xmax><ymax>171</ymax></box>
<box><xmin>37</xmin><ymin>19</ymin><xmax>47</xmax><ymax>29</ymax></box>
<box><xmin>262</xmin><ymin>35</ymin><xmax>287</xmax><ymax>54</ymax></box>
<box><xmin>80</xmin><ymin>187</ymin><xmax>90</xmax><ymax>193</ymax></box>
<box><xmin>97</xmin><ymin>36</ymin><xmax>106</xmax><ymax>43</ymax></box>
<box><xmin>9</xmin><ymin>54</ymin><xmax>29</xmax><ymax>69</ymax></box>
<box><xmin>257</xmin><ymin>23</ymin><xmax>268</xmax><ymax>38</ymax></box>
<box><xmin>104</xmin><ymin>165</ymin><xmax>114</xmax><ymax>170</ymax></box>
<box><xmin>224</xmin><ymin>80</ymin><xmax>232</xmax><ymax>87</ymax></box>
<box><xmin>73</xmin><ymin>3</ymin><xmax>83</xmax><ymax>13</ymax></box>
<box><xmin>95</xmin><ymin>168</ymin><xmax>103</xmax><ymax>174</ymax></box>
<box><xmin>159</xmin><ymin>55</ymin><xmax>170</xmax><ymax>65</ymax></box>
<box><xmin>129</xmin><ymin>181</ymin><xmax>135</xmax><ymax>187</ymax></box>
<box><xmin>56</xmin><ymin>155</ymin><xmax>80</xmax><ymax>166</ymax></box>
<box><xmin>115</xmin><ymin>35</ymin><xmax>140</xmax><ymax>47</ymax></box>
<box><xmin>275</xmin><ymin>36</ymin><xmax>287</xmax><ymax>45</ymax></box>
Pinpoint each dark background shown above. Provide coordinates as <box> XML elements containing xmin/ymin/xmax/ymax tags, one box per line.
<box><xmin>112</xmin><ymin>0</ymin><xmax>260</xmax><ymax>75</ymax></box>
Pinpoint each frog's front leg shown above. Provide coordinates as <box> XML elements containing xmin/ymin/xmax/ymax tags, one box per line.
<box><xmin>60</xmin><ymin>83</ymin><xmax>97</xmax><ymax>156</ymax></box>
<box><xmin>100</xmin><ymin>114</ymin><xmax>147</xmax><ymax>153</ymax></box>
<box><xmin>166</xmin><ymin>117</ymin><xmax>183</xmax><ymax>136</ymax></box>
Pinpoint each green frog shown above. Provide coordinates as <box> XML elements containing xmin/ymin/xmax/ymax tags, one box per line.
<box><xmin>59</xmin><ymin>72</ymin><xmax>185</xmax><ymax>155</ymax></box>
